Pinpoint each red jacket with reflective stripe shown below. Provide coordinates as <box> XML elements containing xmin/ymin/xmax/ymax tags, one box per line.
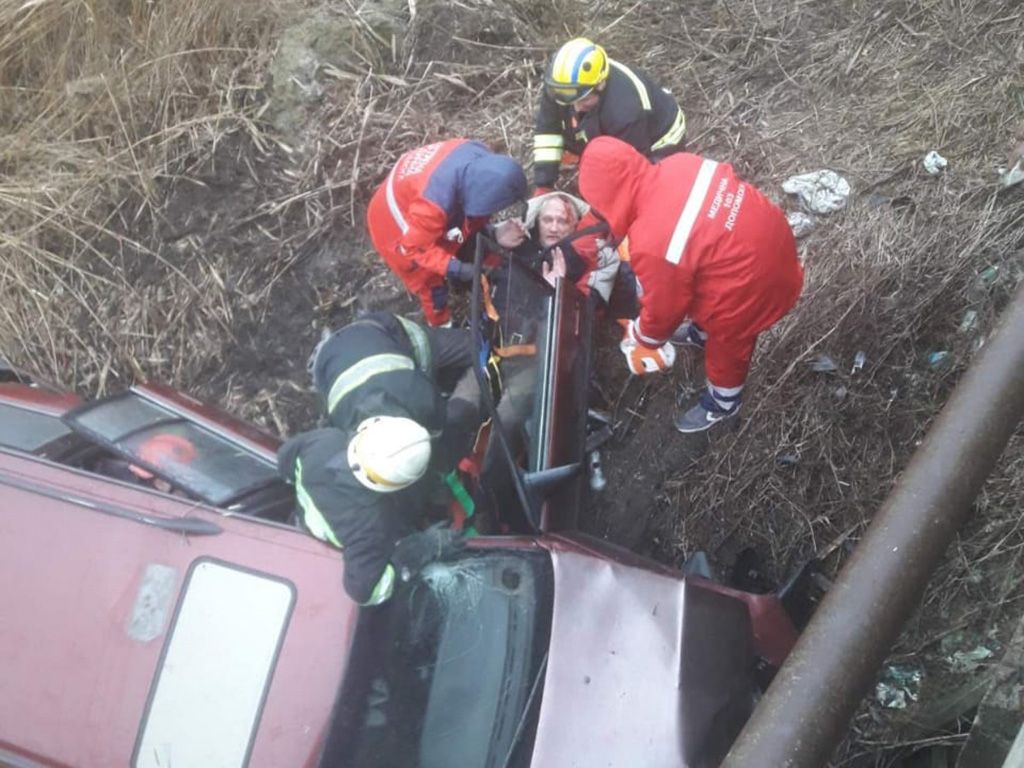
<box><xmin>579</xmin><ymin>137</ymin><xmax>802</xmax><ymax>346</ymax></box>
<box><xmin>368</xmin><ymin>139</ymin><xmax>527</xmax><ymax>276</ymax></box>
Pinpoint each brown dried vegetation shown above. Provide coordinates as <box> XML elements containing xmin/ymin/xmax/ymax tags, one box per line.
<box><xmin>2</xmin><ymin>0</ymin><xmax>1023</xmax><ymax>764</ymax></box>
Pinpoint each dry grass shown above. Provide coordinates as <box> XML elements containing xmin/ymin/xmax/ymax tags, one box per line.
<box><xmin>0</xmin><ymin>0</ymin><xmax>291</xmax><ymax>391</ymax></box>
<box><xmin>2</xmin><ymin>0</ymin><xmax>1024</xmax><ymax>763</ymax></box>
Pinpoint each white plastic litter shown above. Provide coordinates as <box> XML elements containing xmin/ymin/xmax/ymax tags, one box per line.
<box><xmin>923</xmin><ymin>150</ymin><xmax>948</xmax><ymax>175</ymax></box>
<box><xmin>999</xmin><ymin>160</ymin><xmax>1024</xmax><ymax>188</ymax></box>
<box><xmin>782</xmin><ymin>170</ymin><xmax>851</xmax><ymax>214</ymax></box>
<box><xmin>787</xmin><ymin>211</ymin><xmax>816</xmax><ymax>238</ymax></box>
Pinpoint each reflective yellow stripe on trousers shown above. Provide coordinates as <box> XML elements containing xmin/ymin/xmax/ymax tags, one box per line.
<box><xmin>327</xmin><ymin>353</ymin><xmax>415</xmax><ymax>415</ymax></box>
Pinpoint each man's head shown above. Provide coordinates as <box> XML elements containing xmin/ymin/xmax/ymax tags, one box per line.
<box><xmin>545</xmin><ymin>38</ymin><xmax>610</xmax><ymax>108</ymax></box>
<box><xmin>536</xmin><ymin>194</ymin><xmax>580</xmax><ymax>247</ymax></box>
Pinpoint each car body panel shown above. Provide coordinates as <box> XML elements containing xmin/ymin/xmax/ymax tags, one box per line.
<box><xmin>0</xmin><ymin>449</ymin><xmax>356</xmax><ymax>768</ymax></box>
<box><xmin>530</xmin><ymin>542</ymin><xmax>755</xmax><ymax>767</ymax></box>
<box><xmin>0</xmin><ymin>383</ymin><xmax>81</xmax><ymax>452</ymax></box>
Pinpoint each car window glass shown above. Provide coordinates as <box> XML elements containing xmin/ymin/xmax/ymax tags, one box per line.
<box><xmin>0</xmin><ymin>401</ymin><xmax>72</xmax><ymax>451</ymax></box>
<box><xmin>323</xmin><ymin>550</ymin><xmax>554</xmax><ymax>768</ymax></box>
<box><xmin>65</xmin><ymin>392</ymin><xmax>278</xmax><ymax>505</ymax></box>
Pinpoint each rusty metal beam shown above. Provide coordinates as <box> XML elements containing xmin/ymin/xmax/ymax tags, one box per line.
<box><xmin>723</xmin><ymin>281</ymin><xmax>1024</xmax><ymax>768</ymax></box>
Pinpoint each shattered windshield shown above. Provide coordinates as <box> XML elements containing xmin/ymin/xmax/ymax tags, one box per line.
<box><xmin>321</xmin><ymin>549</ymin><xmax>554</xmax><ymax>768</ymax></box>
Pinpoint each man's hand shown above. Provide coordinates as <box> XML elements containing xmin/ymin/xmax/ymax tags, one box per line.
<box><xmin>619</xmin><ymin>320</ymin><xmax>676</xmax><ymax>375</ymax></box>
<box><xmin>391</xmin><ymin>522</ymin><xmax>465</xmax><ymax>581</ymax></box>
<box><xmin>542</xmin><ymin>246</ymin><xmax>567</xmax><ymax>287</ymax></box>
<box><xmin>446</xmin><ymin>258</ymin><xmax>475</xmax><ymax>283</ymax></box>
<box><xmin>494</xmin><ymin>219</ymin><xmax>528</xmax><ymax>249</ymax></box>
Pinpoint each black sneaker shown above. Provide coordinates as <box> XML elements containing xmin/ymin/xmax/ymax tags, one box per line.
<box><xmin>675</xmin><ymin>392</ymin><xmax>740</xmax><ymax>433</ymax></box>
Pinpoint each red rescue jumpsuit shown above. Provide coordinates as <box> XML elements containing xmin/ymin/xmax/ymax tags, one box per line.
<box><xmin>579</xmin><ymin>137</ymin><xmax>803</xmax><ymax>389</ymax></box>
<box><xmin>367</xmin><ymin>139</ymin><xmax>526</xmax><ymax>326</ymax></box>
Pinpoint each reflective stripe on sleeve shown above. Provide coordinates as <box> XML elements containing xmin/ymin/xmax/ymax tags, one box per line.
<box><xmin>385</xmin><ymin>166</ymin><xmax>409</xmax><ymax>234</ymax></box>
<box><xmin>394</xmin><ymin>315</ymin><xmax>432</xmax><ymax>373</ymax></box>
<box><xmin>651</xmin><ymin>107</ymin><xmax>687</xmax><ymax>151</ymax></box>
<box><xmin>295</xmin><ymin>459</ymin><xmax>341</xmax><ymax>548</ymax></box>
<box><xmin>327</xmin><ymin>353</ymin><xmax>415</xmax><ymax>415</ymax></box>
<box><xmin>610</xmin><ymin>60</ymin><xmax>651</xmax><ymax>110</ymax></box>
<box><xmin>665</xmin><ymin>159</ymin><xmax>719</xmax><ymax>266</ymax></box>
<box><xmin>534</xmin><ymin>134</ymin><xmax>565</xmax><ymax>164</ymax></box>
<box><xmin>364</xmin><ymin>563</ymin><xmax>397</xmax><ymax>605</ymax></box>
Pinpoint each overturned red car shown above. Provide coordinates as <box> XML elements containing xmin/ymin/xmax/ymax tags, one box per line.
<box><xmin>0</xmin><ymin>273</ymin><xmax>801</xmax><ymax>768</ymax></box>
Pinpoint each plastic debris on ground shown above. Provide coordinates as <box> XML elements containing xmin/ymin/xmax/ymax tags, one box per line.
<box><xmin>927</xmin><ymin>351</ymin><xmax>951</xmax><ymax>370</ymax></box>
<box><xmin>923</xmin><ymin>150</ymin><xmax>948</xmax><ymax>175</ymax></box>
<box><xmin>809</xmin><ymin>353</ymin><xmax>838</xmax><ymax>372</ymax></box>
<box><xmin>959</xmin><ymin>310</ymin><xmax>978</xmax><ymax>333</ymax></box>
<box><xmin>851</xmin><ymin>351</ymin><xmax>866</xmax><ymax>374</ymax></box>
<box><xmin>947</xmin><ymin>646</ymin><xmax>995</xmax><ymax>673</ymax></box>
<box><xmin>999</xmin><ymin>143</ymin><xmax>1024</xmax><ymax>188</ymax></box>
<box><xmin>875</xmin><ymin>664</ymin><xmax>923</xmax><ymax>709</ymax></box>
<box><xmin>833</xmin><ymin>385</ymin><xmax>849</xmax><ymax>402</ymax></box>
<box><xmin>976</xmin><ymin>265</ymin><xmax>1000</xmax><ymax>288</ymax></box>
<box><xmin>787</xmin><ymin>210</ymin><xmax>815</xmax><ymax>238</ymax></box>
<box><xmin>588</xmin><ymin>450</ymin><xmax>607</xmax><ymax>492</ymax></box>
<box><xmin>782</xmin><ymin>170</ymin><xmax>851</xmax><ymax>214</ymax></box>
<box><xmin>776</xmin><ymin>452</ymin><xmax>800</xmax><ymax>467</ymax></box>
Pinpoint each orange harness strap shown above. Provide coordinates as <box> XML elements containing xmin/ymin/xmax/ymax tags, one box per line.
<box><xmin>494</xmin><ymin>344</ymin><xmax>537</xmax><ymax>358</ymax></box>
<box><xmin>480</xmin><ymin>273</ymin><xmax>537</xmax><ymax>358</ymax></box>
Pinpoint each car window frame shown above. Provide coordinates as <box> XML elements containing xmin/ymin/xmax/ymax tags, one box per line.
<box><xmin>61</xmin><ymin>389</ymin><xmax>283</xmax><ymax>508</ymax></box>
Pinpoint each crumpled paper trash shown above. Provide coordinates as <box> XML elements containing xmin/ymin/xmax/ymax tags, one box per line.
<box><xmin>783</xmin><ymin>170</ymin><xmax>851</xmax><ymax>213</ymax></box>
<box><xmin>787</xmin><ymin>210</ymin><xmax>815</xmax><ymax>238</ymax></box>
<box><xmin>923</xmin><ymin>150</ymin><xmax>948</xmax><ymax>175</ymax></box>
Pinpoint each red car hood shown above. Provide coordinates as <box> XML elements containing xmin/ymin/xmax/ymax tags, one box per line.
<box><xmin>530</xmin><ymin>545</ymin><xmax>754</xmax><ymax>768</ymax></box>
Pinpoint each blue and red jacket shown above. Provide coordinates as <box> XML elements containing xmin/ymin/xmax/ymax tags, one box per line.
<box><xmin>368</xmin><ymin>139</ymin><xmax>527</xmax><ymax>276</ymax></box>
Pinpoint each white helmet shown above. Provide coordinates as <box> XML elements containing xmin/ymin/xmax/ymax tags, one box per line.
<box><xmin>347</xmin><ymin>416</ymin><xmax>432</xmax><ymax>493</ymax></box>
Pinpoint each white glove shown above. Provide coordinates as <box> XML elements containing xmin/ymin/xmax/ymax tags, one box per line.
<box><xmin>619</xmin><ymin>320</ymin><xmax>675</xmax><ymax>375</ymax></box>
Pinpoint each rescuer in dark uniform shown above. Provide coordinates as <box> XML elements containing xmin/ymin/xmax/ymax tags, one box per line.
<box><xmin>532</xmin><ymin>37</ymin><xmax>687</xmax><ymax>192</ymax></box>
<box><xmin>278</xmin><ymin>312</ymin><xmax>479</xmax><ymax>605</ymax></box>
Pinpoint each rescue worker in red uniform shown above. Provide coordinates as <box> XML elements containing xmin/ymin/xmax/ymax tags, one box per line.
<box><xmin>579</xmin><ymin>137</ymin><xmax>803</xmax><ymax>433</ymax></box>
<box><xmin>367</xmin><ymin>139</ymin><xmax>529</xmax><ymax>326</ymax></box>
<box><xmin>533</xmin><ymin>38</ymin><xmax>686</xmax><ymax>192</ymax></box>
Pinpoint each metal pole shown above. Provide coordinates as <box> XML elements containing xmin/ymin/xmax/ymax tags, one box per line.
<box><xmin>723</xmin><ymin>281</ymin><xmax>1024</xmax><ymax>768</ymax></box>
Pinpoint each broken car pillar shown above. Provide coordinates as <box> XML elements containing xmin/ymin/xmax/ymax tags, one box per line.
<box><xmin>723</xmin><ymin>280</ymin><xmax>1024</xmax><ymax>768</ymax></box>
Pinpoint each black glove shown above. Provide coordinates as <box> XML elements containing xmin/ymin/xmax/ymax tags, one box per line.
<box><xmin>446</xmin><ymin>258</ymin><xmax>475</xmax><ymax>284</ymax></box>
<box><xmin>391</xmin><ymin>522</ymin><xmax>465</xmax><ymax>581</ymax></box>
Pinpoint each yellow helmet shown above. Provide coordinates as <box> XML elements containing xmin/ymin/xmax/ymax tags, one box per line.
<box><xmin>545</xmin><ymin>38</ymin><xmax>610</xmax><ymax>105</ymax></box>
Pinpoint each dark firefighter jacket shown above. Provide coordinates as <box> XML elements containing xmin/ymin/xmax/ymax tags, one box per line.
<box><xmin>278</xmin><ymin>428</ymin><xmax>419</xmax><ymax>605</ymax></box>
<box><xmin>533</xmin><ymin>59</ymin><xmax>686</xmax><ymax>188</ymax></box>
<box><xmin>311</xmin><ymin>312</ymin><xmax>442</xmax><ymax>435</ymax></box>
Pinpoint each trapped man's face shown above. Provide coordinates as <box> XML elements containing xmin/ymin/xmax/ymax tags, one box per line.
<box><xmin>537</xmin><ymin>197</ymin><xmax>577</xmax><ymax>247</ymax></box>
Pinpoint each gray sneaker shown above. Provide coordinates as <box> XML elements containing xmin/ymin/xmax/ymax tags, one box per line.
<box><xmin>675</xmin><ymin>395</ymin><xmax>740</xmax><ymax>433</ymax></box>
<box><xmin>670</xmin><ymin>321</ymin><xmax>707</xmax><ymax>349</ymax></box>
